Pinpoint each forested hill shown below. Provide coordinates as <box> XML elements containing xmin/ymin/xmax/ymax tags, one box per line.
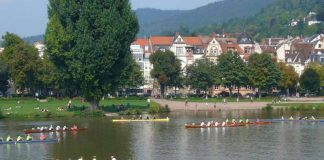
<box><xmin>195</xmin><ymin>0</ymin><xmax>324</xmax><ymax>41</ymax></box>
<box><xmin>136</xmin><ymin>0</ymin><xmax>276</xmax><ymax>36</ymax></box>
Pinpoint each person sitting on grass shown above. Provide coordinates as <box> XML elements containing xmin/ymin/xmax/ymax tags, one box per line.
<box><xmin>26</xmin><ymin>134</ymin><xmax>33</xmax><ymax>141</ymax></box>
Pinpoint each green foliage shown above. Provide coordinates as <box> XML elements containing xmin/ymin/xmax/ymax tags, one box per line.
<box><xmin>194</xmin><ymin>0</ymin><xmax>324</xmax><ymax>41</ymax></box>
<box><xmin>73</xmin><ymin>110</ymin><xmax>105</xmax><ymax>117</ymax></box>
<box><xmin>45</xmin><ymin>0</ymin><xmax>139</xmax><ymax>109</ymax></box>
<box><xmin>300</xmin><ymin>68</ymin><xmax>321</xmax><ymax>94</ymax></box>
<box><xmin>119</xmin><ymin>57</ymin><xmax>144</xmax><ymax>91</ymax></box>
<box><xmin>217</xmin><ymin>52</ymin><xmax>249</xmax><ymax>95</ymax></box>
<box><xmin>1</xmin><ymin>33</ymin><xmax>42</xmax><ymax>93</ymax></box>
<box><xmin>150</xmin><ymin>50</ymin><xmax>182</xmax><ymax>98</ymax></box>
<box><xmin>262</xmin><ymin>104</ymin><xmax>273</xmax><ymax>111</ymax></box>
<box><xmin>0</xmin><ymin>59</ymin><xmax>9</xmax><ymax>96</ymax></box>
<box><xmin>277</xmin><ymin>62</ymin><xmax>299</xmax><ymax>93</ymax></box>
<box><xmin>248</xmin><ymin>53</ymin><xmax>281</xmax><ymax>96</ymax></box>
<box><xmin>118</xmin><ymin>109</ymin><xmax>142</xmax><ymax>115</ymax></box>
<box><xmin>186</xmin><ymin>58</ymin><xmax>216</xmax><ymax>95</ymax></box>
<box><xmin>308</xmin><ymin>63</ymin><xmax>324</xmax><ymax>88</ymax></box>
<box><xmin>148</xmin><ymin>102</ymin><xmax>170</xmax><ymax>114</ymax></box>
<box><xmin>0</xmin><ymin>110</ymin><xmax>3</xmax><ymax>119</ymax></box>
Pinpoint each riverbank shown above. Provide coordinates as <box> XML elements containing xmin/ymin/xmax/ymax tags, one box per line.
<box><xmin>153</xmin><ymin>98</ymin><xmax>324</xmax><ymax>111</ymax></box>
<box><xmin>0</xmin><ymin>97</ymin><xmax>149</xmax><ymax>118</ymax></box>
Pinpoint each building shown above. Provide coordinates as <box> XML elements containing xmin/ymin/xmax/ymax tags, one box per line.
<box><xmin>34</xmin><ymin>42</ymin><xmax>45</xmax><ymax>58</ymax></box>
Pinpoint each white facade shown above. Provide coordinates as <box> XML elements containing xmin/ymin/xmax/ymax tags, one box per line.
<box><xmin>0</xmin><ymin>47</ymin><xmax>4</xmax><ymax>53</ymax></box>
<box><xmin>170</xmin><ymin>35</ymin><xmax>188</xmax><ymax>69</ymax></box>
<box><xmin>34</xmin><ymin>42</ymin><xmax>45</xmax><ymax>58</ymax></box>
<box><xmin>276</xmin><ymin>39</ymin><xmax>293</xmax><ymax>62</ymax></box>
<box><xmin>205</xmin><ymin>38</ymin><xmax>222</xmax><ymax>63</ymax></box>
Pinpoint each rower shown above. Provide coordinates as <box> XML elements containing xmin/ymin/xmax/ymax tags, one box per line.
<box><xmin>222</xmin><ymin>122</ymin><xmax>226</xmax><ymax>126</ymax></box>
<box><xmin>256</xmin><ymin>118</ymin><xmax>260</xmax><ymax>122</ymax></box>
<box><xmin>49</xmin><ymin>125</ymin><xmax>54</xmax><ymax>131</ymax></box>
<box><xmin>71</xmin><ymin>124</ymin><xmax>78</xmax><ymax>130</ymax></box>
<box><xmin>200</xmin><ymin>122</ymin><xmax>205</xmax><ymax>126</ymax></box>
<box><xmin>310</xmin><ymin>116</ymin><xmax>316</xmax><ymax>120</ymax></box>
<box><xmin>232</xmin><ymin>119</ymin><xmax>236</xmax><ymax>123</ymax></box>
<box><xmin>56</xmin><ymin>125</ymin><xmax>61</xmax><ymax>131</ymax></box>
<box><xmin>40</xmin><ymin>134</ymin><xmax>47</xmax><ymax>140</ymax></box>
<box><xmin>215</xmin><ymin>122</ymin><xmax>219</xmax><ymax>126</ymax></box>
<box><xmin>6</xmin><ymin>136</ymin><xmax>13</xmax><ymax>142</ymax></box>
<box><xmin>289</xmin><ymin>116</ymin><xmax>294</xmax><ymax>120</ymax></box>
<box><xmin>62</xmin><ymin>126</ymin><xmax>68</xmax><ymax>130</ymax></box>
<box><xmin>225</xmin><ymin>119</ymin><xmax>229</xmax><ymax>124</ymax></box>
<box><xmin>302</xmin><ymin>116</ymin><xmax>308</xmax><ymax>120</ymax></box>
<box><xmin>111</xmin><ymin>156</ymin><xmax>117</xmax><ymax>160</ymax></box>
<box><xmin>245</xmin><ymin>119</ymin><xmax>249</xmax><ymax>123</ymax></box>
<box><xmin>239</xmin><ymin>119</ymin><xmax>243</xmax><ymax>123</ymax></box>
<box><xmin>26</xmin><ymin>134</ymin><xmax>33</xmax><ymax>141</ymax></box>
<box><xmin>146</xmin><ymin>116</ymin><xmax>149</xmax><ymax>120</ymax></box>
<box><xmin>139</xmin><ymin>115</ymin><xmax>142</xmax><ymax>119</ymax></box>
<box><xmin>17</xmin><ymin>135</ymin><xmax>23</xmax><ymax>141</ymax></box>
<box><xmin>40</xmin><ymin>126</ymin><xmax>44</xmax><ymax>131</ymax></box>
<box><xmin>281</xmin><ymin>116</ymin><xmax>284</xmax><ymax>120</ymax></box>
<box><xmin>207</xmin><ymin>122</ymin><xmax>211</xmax><ymax>126</ymax></box>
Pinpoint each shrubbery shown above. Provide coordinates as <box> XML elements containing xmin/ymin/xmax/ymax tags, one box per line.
<box><xmin>148</xmin><ymin>102</ymin><xmax>170</xmax><ymax>114</ymax></box>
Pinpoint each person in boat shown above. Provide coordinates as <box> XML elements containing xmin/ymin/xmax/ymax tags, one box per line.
<box><xmin>302</xmin><ymin>116</ymin><xmax>308</xmax><ymax>120</ymax></box>
<box><xmin>146</xmin><ymin>116</ymin><xmax>149</xmax><ymax>120</ymax></box>
<box><xmin>6</xmin><ymin>136</ymin><xmax>13</xmax><ymax>142</ymax></box>
<box><xmin>215</xmin><ymin>122</ymin><xmax>219</xmax><ymax>126</ymax></box>
<box><xmin>40</xmin><ymin>134</ymin><xmax>47</xmax><ymax>140</ymax></box>
<box><xmin>49</xmin><ymin>125</ymin><xmax>54</xmax><ymax>131</ymax></box>
<box><xmin>200</xmin><ymin>122</ymin><xmax>205</xmax><ymax>126</ymax></box>
<box><xmin>281</xmin><ymin>116</ymin><xmax>284</xmax><ymax>120</ymax></box>
<box><xmin>232</xmin><ymin>119</ymin><xmax>236</xmax><ymax>123</ymax></box>
<box><xmin>207</xmin><ymin>122</ymin><xmax>211</xmax><ymax>126</ymax></box>
<box><xmin>40</xmin><ymin>126</ymin><xmax>44</xmax><ymax>131</ymax></box>
<box><xmin>132</xmin><ymin>115</ymin><xmax>136</xmax><ymax>120</ymax></box>
<box><xmin>139</xmin><ymin>115</ymin><xmax>142</xmax><ymax>119</ymax></box>
<box><xmin>239</xmin><ymin>119</ymin><xmax>243</xmax><ymax>123</ymax></box>
<box><xmin>256</xmin><ymin>118</ymin><xmax>260</xmax><ymax>122</ymax></box>
<box><xmin>245</xmin><ymin>119</ymin><xmax>249</xmax><ymax>123</ymax></box>
<box><xmin>222</xmin><ymin>122</ymin><xmax>226</xmax><ymax>126</ymax></box>
<box><xmin>153</xmin><ymin>116</ymin><xmax>156</xmax><ymax>119</ymax></box>
<box><xmin>225</xmin><ymin>119</ymin><xmax>229</xmax><ymax>124</ymax></box>
<box><xmin>310</xmin><ymin>116</ymin><xmax>316</xmax><ymax>120</ymax></box>
<box><xmin>17</xmin><ymin>136</ymin><xmax>23</xmax><ymax>141</ymax></box>
<box><xmin>71</xmin><ymin>124</ymin><xmax>78</xmax><ymax>130</ymax></box>
<box><xmin>26</xmin><ymin>134</ymin><xmax>33</xmax><ymax>141</ymax></box>
<box><xmin>56</xmin><ymin>125</ymin><xmax>61</xmax><ymax>131</ymax></box>
<box><xmin>289</xmin><ymin>116</ymin><xmax>294</xmax><ymax>120</ymax></box>
<box><xmin>62</xmin><ymin>126</ymin><xmax>68</xmax><ymax>130</ymax></box>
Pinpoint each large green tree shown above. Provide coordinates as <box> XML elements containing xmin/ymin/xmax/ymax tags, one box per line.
<box><xmin>45</xmin><ymin>0</ymin><xmax>138</xmax><ymax>110</ymax></box>
<box><xmin>277</xmin><ymin>62</ymin><xmax>299</xmax><ymax>96</ymax></box>
<box><xmin>217</xmin><ymin>52</ymin><xmax>249</xmax><ymax>96</ymax></box>
<box><xmin>300</xmin><ymin>68</ymin><xmax>321</xmax><ymax>94</ymax></box>
<box><xmin>1</xmin><ymin>33</ymin><xmax>41</xmax><ymax>94</ymax></box>
<box><xmin>248</xmin><ymin>53</ymin><xmax>281</xmax><ymax>98</ymax></box>
<box><xmin>0</xmin><ymin>59</ymin><xmax>9</xmax><ymax>96</ymax></box>
<box><xmin>150</xmin><ymin>50</ymin><xmax>181</xmax><ymax>98</ymax></box>
<box><xmin>186</xmin><ymin>58</ymin><xmax>215</xmax><ymax>96</ymax></box>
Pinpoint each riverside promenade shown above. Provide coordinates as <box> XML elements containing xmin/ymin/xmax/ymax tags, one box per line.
<box><xmin>153</xmin><ymin>97</ymin><xmax>324</xmax><ymax>111</ymax></box>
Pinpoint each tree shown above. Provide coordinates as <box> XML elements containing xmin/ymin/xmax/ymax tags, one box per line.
<box><xmin>45</xmin><ymin>0</ymin><xmax>138</xmax><ymax>110</ymax></box>
<box><xmin>150</xmin><ymin>50</ymin><xmax>181</xmax><ymax>98</ymax></box>
<box><xmin>217</xmin><ymin>52</ymin><xmax>249</xmax><ymax>97</ymax></box>
<box><xmin>1</xmin><ymin>33</ymin><xmax>40</xmax><ymax>94</ymax></box>
<box><xmin>186</xmin><ymin>58</ymin><xmax>215</xmax><ymax>96</ymax></box>
<box><xmin>300</xmin><ymin>68</ymin><xmax>321</xmax><ymax>94</ymax></box>
<box><xmin>248</xmin><ymin>53</ymin><xmax>281</xmax><ymax>98</ymax></box>
<box><xmin>277</xmin><ymin>62</ymin><xmax>299</xmax><ymax>96</ymax></box>
<box><xmin>0</xmin><ymin>59</ymin><xmax>9</xmax><ymax>96</ymax></box>
<box><xmin>308</xmin><ymin>63</ymin><xmax>324</xmax><ymax>89</ymax></box>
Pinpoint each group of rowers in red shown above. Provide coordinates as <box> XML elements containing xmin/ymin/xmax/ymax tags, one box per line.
<box><xmin>196</xmin><ymin>119</ymin><xmax>255</xmax><ymax>127</ymax></box>
<box><xmin>32</xmin><ymin>124</ymin><xmax>79</xmax><ymax>131</ymax></box>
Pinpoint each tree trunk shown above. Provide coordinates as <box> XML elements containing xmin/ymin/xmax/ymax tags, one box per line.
<box><xmin>160</xmin><ymin>84</ymin><xmax>165</xmax><ymax>99</ymax></box>
<box><xmin>174</xmin><ymin>85</ymin><xmax>177</xmax><ymax>97</ymax></box>
<box><xmin>237</xmin><ymin>87</ymin><xmax>240</xmax><ymax>102</ymax></box>
<box><xmin>287</xmin><ymin>88</ymin><xmax>290</xmax><ymax>97</ymax></box>
<box><xmin>259</xmin><ymin>88</ymin><xmax>262</xmax><ymax>99</ymax></box>
<box><xmin>90</xmin><ymin>100</ymin><xmax>99</xmax><ymax>110</ymax></box>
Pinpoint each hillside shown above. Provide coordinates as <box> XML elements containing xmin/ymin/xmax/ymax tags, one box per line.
<box><xmin>195</xmin><ymin>0</ymin><xmax>324</xmax><ymax>41</ymax></box>
<box><xmin>136</xmin><ymin>0</ymin><xmax>276</xmax><ymax>36</ymax></box>
<box><xmin>23</xmin><ymin>35</ymin><xmax>44</xmax><ymax>45</ymax></box>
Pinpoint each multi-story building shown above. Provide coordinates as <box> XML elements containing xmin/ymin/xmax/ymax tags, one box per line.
<box><xmin>34</xmin><ymin>42</ymin><xmax>45</xmax><ymax>58</ymax></box>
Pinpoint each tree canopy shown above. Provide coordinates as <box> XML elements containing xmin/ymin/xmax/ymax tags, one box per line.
<box><xmin>248</xmin><ymin>53</ymin><xmax>281</xmax><ymax>97</ymax></box>
<box><xmin>150</xmin><ymin>50</ymin><xmax>181</xmax><ymax>98</ymax></box>
<box><xmin>300</xmin><ymin>67</ymin><xmax>321</xmax><ymax>94</ymax></box>
<box><xmin>45</xmin><ymin>0</ymin><xmax>138</xmax><ymax>109</ymax></box>
<box><xmin>277</xmin><ymin>62</ymin><xmax>299</xmax><ymax>95</ymax></box>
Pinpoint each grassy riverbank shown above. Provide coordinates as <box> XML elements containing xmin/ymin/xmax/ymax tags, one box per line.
<box><xmin>0</xmin><ymin>97</ymin><xmax>149</xmax><ymax>118</ymax></box>
<box><xmin>267</xmin><ymin>103</ymin><xmax>324</xmax><ymax>111</ymax></box>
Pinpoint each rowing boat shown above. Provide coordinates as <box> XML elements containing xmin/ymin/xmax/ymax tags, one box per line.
<box><xmin>24</xmin><ymin>128</ymin><xmax>87</xmax><ymax>134</ymax></box>
<box><xmin>112</xmin><ymin>118</ymin><xmax>170</xmax><ymax>122</ymax></box>
<box><xmin>0</xmin><ymin>139</ymin><xmax>59</xmax><ymax>145</ymax></box>
<box><xmin>244</xmin><ymin>122</ymin><xmax>272</xmax><ymax>125</ymax></box>
<box><xmin>185</xmin><ymin>123</ymin><xmax>246</xmax><ymax>128</ymax></box>
<box><xmin>272</xmin><ymin>119</ymin><xmax>324</xmax><ymax>122</ymax></box>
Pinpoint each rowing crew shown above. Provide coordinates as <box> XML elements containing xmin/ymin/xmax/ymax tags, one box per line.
<box><xmin>0</xmin><ymin>134</ymin><xmax>47</xmax><ymax>142</ymax></box>
<box><xmin>34</xmin><ymin>124</ymin><xmax>78</xmax><ymax>131</ymax></box>
<box><xmin>199</xmin><ymin>119</ymin><xmax>251</xmax><ymax>127</ymax></box>
<box><xmin>284</xmin><ymin>116</ymin><xmax>316</xmax><ymax>120</ymax></box>
<box><xmin>121</xmin><ymin>115</ymin><xmax>158</xmax><ymax>120</ymax></box>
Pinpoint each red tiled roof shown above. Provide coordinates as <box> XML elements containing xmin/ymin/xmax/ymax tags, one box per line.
<box><xmin>183</xmin><ymin>37</ymin><xmax>203</xmax><ymax>46</ymax></box>
<box><xmin>150</xmin><ymin>36</ymin><xmax>173</xmax><ymax>45</ymax></box>
<box><xmin>133</xmin><ymin>38</ymin><xmax>149</xmax><ymax>47</ymax></box>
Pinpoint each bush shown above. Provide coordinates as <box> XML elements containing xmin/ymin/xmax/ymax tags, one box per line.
<box><xmin>119</xmin><ymin>109</ymin><xmax>142</xmax><ymax>115</ymax></box>
<box><xmin>73</xmin><ymin>110</ymin><xmax>105</xmax><ymax>117</ymax></box>
<box><xmin>148</xmin><ymin>102</ymin><xmax>170</xmax><ymax>114</ymax></box>
<box><xmin>262</xmin><ymin>104</ymin><xmax>273</xmax><ymax>111</ymax></box>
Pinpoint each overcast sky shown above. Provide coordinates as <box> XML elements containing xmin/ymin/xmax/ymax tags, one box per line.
<box><xmin>0</xmin><ymin>0</ymin><xmax>219</xmax><ymax>37</ymax></box>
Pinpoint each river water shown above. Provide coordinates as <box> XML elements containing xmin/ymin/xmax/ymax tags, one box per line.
<box><xmin>1</xmin><ymin>109</ymin><xmax>324</xmax><ymax>160</ymax></box>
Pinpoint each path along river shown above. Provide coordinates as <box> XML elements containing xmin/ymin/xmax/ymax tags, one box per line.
<box><xmin>1</xmin><ymin>109</ymin><xmax>324</xmax><ymax>160</ymax></box>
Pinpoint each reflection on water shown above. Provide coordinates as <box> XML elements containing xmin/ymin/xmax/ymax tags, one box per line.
<box><xmin>0</xmin><ymin>109</ymin><xmax>324</xmax><ymax>160</ymax></box>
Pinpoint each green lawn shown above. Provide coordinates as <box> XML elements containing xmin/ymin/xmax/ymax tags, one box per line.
<box><xmin>173</xmin><ymin>97</ymin><xmax>274</xmax><ymax>103</ymax></box>
<box><xmin>0</xmin><ymin>97</ymin><xmax>149</xmax><ymax>118</ymax></box>
<box><xmin>270</xmin><ymin>103</ymin><xmax>324</xmax><ymax>111</ymax></box>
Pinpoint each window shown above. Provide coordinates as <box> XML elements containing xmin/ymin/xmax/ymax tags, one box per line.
<box><xmin>319</xmin><ymin>44</ymin><xmax>322</xmax><ymax>48</ymax></box>
<box><xmin>244</xmin><ymin>47</ymin><xmax>251</xmax><ymax>54</ymax></box>
<box><xmin>211</xmin><ymin>47</ymin><xmax>217</xmax><ymax>55</ymax></box>
<box><xmin>176</xmin><ymin>47</ymin><xmax>184</xmax><ymax>56</ymax></box>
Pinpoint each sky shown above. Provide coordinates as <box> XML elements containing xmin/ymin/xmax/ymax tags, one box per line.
<box><xmin>0</xmin><ymin>0</ymin><xmax>219</xmax><ymax>38</ymax></box>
